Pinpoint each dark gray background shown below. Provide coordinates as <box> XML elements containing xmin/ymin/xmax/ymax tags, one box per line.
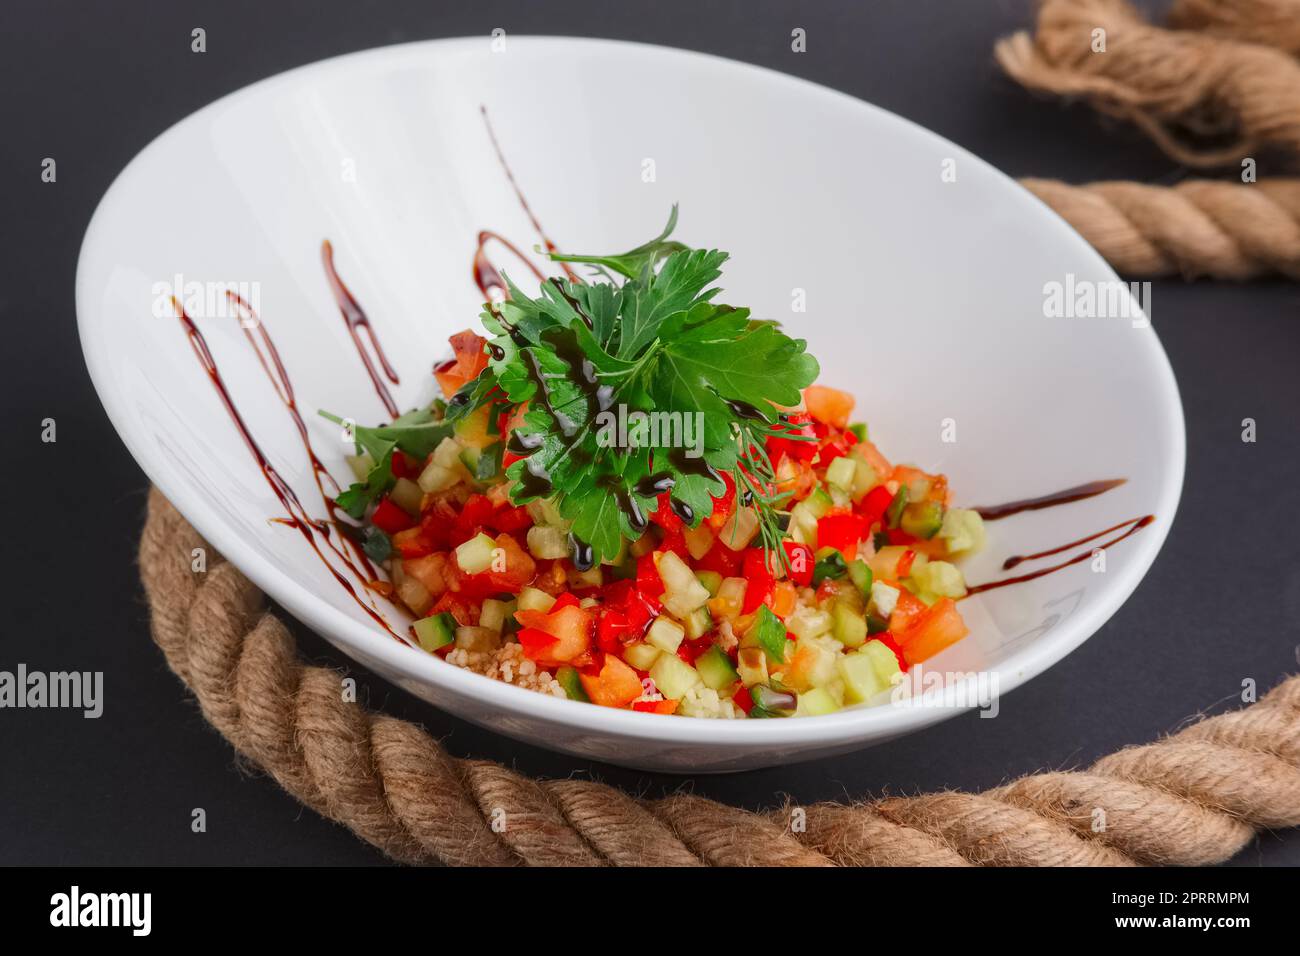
<box><xmin>2</xmin><ymin>0</ymin><xmax>1297</xmax><ymax>865</ymax></box>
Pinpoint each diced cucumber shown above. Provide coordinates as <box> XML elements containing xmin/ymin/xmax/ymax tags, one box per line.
<box><xmin>479</xmin><ymin>598</ymin><xmax>516</xmax><ymax>633</ymax></box>
<box><xmin>657</xmin><ymin>551</ymin><xmax>711</xmax><ymax>617</ymax></box>
<box><xmin>885</xmin><ymin>485</ymin><xmax>909</xmax><ymax>528</ymax></box>
<box><xmin>848</xmin><ymin>423</ymin><xmax>869</xmax><ymax>442</ymax></box>
<box><xmin>555</xmin><ymin>665</ymin><xmax>589</xmax><ymax>702</ymax></box>
<box><xmin>390</xmin><ymin>477</ymin><xmax>424</xmax><ymax>516</ymax></box>
<box><xmin>900</xmin><ymin>500</ymin><xmax>944</xmax><ymax>539</ymax></box>
<box><xmin>695</xmin><ymin>646</ymin><xmax>739</xmax><ymax>691</ymax></box>
<box><xmin>867</xmin><ymin>611</ymin><xmax>890</xmax><ymax>635</ymax></box>
<box><xmin>788</xmin><ymin>501</ymin><xmax>820</xmax><ymax>544</ymax></box>
<box><xmin>623</xmin><ymin>642</ymin><xmax>661</xmax><ymax>671</ymax></box>
<box><xmin>565</xmin><ymin>563</ymin><xmax>603</xmax><ymax>589</ymax></box>
<box><xmin>749</xmin><ymin>683</ymin><xmax>797</xmax><ymax>717</ymax></box>
<box><xmin>455</xmin><ymin>626</ymin><xmax>500</xmax><ymax>652</ymax></box>
<box><xmin>791</xmin><ymin>637</ymin><xmax>839</xmax><ymax>690</ymax></box>
<box><xmin>684</xmin><ymin>524</ymin><xmax>714</xmax><ymax>560</ymax></box>
<box><xmin>860</xmin><ymin>639</ymin><xmax>903</xmax><ymax>687</ymax></box>
<box><xmin>346</xmin><ymin>452</ymin><xmax>375</xmax><ymax>482</ymax></box>
<box><xmin>649</xmin><ymin>653</ymin><xmax>702</xmax><ymax>700</ymax></box>
<box><xmin>795</xmin><ymin>686</ymin><xmax>841</xmax><ymax>717</ymax></box>
<box><xmin>831</xmin><ymin>602</ymin><xmax>868</xmax><ymax>648</ymax></box>
<box><xmin>454</xmin><ymin>532</ymin><xmax>497</xmax><ymax>575</ymax></box>
<box><xmin>683</xmin><ymin>606</ymin><xmax>713</xmax><ymax>640</ymax></box>
<box><xmin>717</xmin><ymin>506</ymin><xmax>760</xmax><ymax>550</ymax></box>
<box><xmin>457</xmin><ymin>445</ymin><xmax>482</xmax><ymax>480</ymax></box>
<box><xmin>785</xmin><ymin>606</ymin><xmax>832</xmax><ymax>640</ymax></box>
<box><xmin>870</xmin><ymin>581</ymin><xmax>900</xmax><ymax>618</ymax></box>
<box><xmin>417</xmin><ymin>461</ymin><xmax>458</xmax><ymax>493</ymax></box>
<box><xmin>851</xmin><ymin>458</ymin><xmax>880</xmax><ymax>501</ymax></box>
<box><xmin>847</xmin><ymin>559</ymin><xmax>873</xmax><ymax>598</ymax></box>
<box><xmin>431</xmin><ymin>436</ymin><xmax>464</xmax><ymax>469</ymax></box>
<box><xmin>825</xmin><ymin>456</ymin><xmax>857</xmax><ymax>492</ymax></box>
<box><xmin>646</xmin><ymin>616</ymin><xmax>685</xmax><ymax>654</ymax></box>
<box><xmin>696</xmin><ymin>570</ymin><xmax>723</xmax><ymax>597</ymax></box>
<box><xmin>813</xmin><ymin>548</ymin><xmax>847</xmax><ymax>586</ymax></box>
<box><xmin>396</xmin><ymin>575</ymin><xmax>432</xmax><ymax>616</ymax></box>
<box><xmin>805</xmin><ymin>487</ymin><xmax>834</xmax><ymax>519</ymax></box>
<box><xmin>736</xmin><ymin>647</ymin><xmax>768</xmax><ymax>687</ymax></box>
<box><xmin>838</xmin><ymin>653</ymin><xmax>885</xmax><ymax>704</ymax></box>
<box><xmin>911</xmin><ymin>560</ymin><xmax>968</xmax><ymax>599</ymax></box>
<box><xmin>526</xmin><ymin>525</ymin><xmax>568</xmax><ymax>560</ymax></box>
<box><xmin>938</xmin><ymin>507</ymin><xmax>987</xmax><ymax>554</ymax></box>
<box><xmin>413</xmin><ymin>612</ymin><xmax>456</xmax><ymax>652</ymax></box>
<box><xmin>525</xmin><ymin>497</ymin><xmax>568</xmax><ymax>528</ymax></box>
<box><xmin>516</xmin><ymin>586</ymin><xmax>556</xmax><ymax>613</ymax></box>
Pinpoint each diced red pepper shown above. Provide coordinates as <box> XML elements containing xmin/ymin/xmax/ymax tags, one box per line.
<box><xmin>371</xmin><ymin>497</ymin><xmax>415</xmax><ymax>534</ymax></box>
<box><xmin>516</xmin><ymin>626</ymin><xmax>559</xmax><ymax>658</ymax></box>
<box><xmin>429</xmin><ymin>591</ymin><xmax>476</xmax><ymax>627</ymax></box>
<box><xmin>707</xmin><ymin>473</ymin><xmax>737</xmax><ymax>529</ymax></box>
<box><xmin>732</xmin><ymin>685</ymin><xmax>754</xmax><ymax>715</ymax></box>
<box><xmin>649</xmin><ymin>493</ymin><xmax>682</xmax><ymax>533</ymax></box>
<box><xmin>766</xmin><ymin>412</ymin><xmax>818</xmax><ymax>463</ymax></box>
<box><xmin>887</xmin><ymin>527</ymin><xmax>917</xmax><ymax>547</ymax></box>
<box><xmin>781</xmin><ymin>541</ymin><xmax>814</xmax><ymax>587</ymax></box>
<box><xmin>550</xmin><ymin>592</ymin><xmax>581</xmax><ymax>612</ymax></box>
<box><xmin>816</xmin><ymin>510</ymin><xmax>868</xmax><ymax>561</ymax></box>
<box><xmin>695</xmin><ymin>540</ymin><xmax>743</xmax><ymax>577</ymax></box>
<box><xmin>631</xmin><ymin>699</ymin><xmax>679</xmax><ymax>715</ymax></box>
<box><xmin>677</xmin><ymin>635</ymin><xmax>715</xmax><ymax>665</ymax></box>
<box><xmin>857</xmin><ymin>485</ymin><xmax>895</xmax><ymax>528</ymax></box>
<box><xmin>896</xmin><ymin>549</ymin><xmax>917</xmax><ymax>579</ymax></box>
<box><xmin>741</xmin><ymin>548</ymin><xmax>774</xmax><ymax>614</ymax></box>
<box><xmin>493</xmin><ymin>504</ymin><xmax>532</xmax><ymax>534</ymax></box>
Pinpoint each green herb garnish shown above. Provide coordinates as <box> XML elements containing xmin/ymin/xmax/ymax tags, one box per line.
<box><xmin>466</xmin><ymin>207</ymin><xmax>819</xmax><ymax>563</ymax></box>
<box><xmin>318</xmin><ymin>406</ymin><xmax>453</xmax><ymax>518</ymax></box>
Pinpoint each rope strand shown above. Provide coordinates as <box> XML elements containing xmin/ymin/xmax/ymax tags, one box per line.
<box><xmin>138</xmin><ymin>489</ymin><xmax>1300</xmax><ymax>865</ymax></box>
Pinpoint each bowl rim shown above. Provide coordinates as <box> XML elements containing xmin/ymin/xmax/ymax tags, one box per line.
<box><xmin>77</xmin><ymin>34</ymin><xmax>1186</xmax><ymax>750</ymax></box>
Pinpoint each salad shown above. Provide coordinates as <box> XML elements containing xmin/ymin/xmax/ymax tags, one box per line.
<box><xmin>324</xmin><ymin>210</ymin><xmax>986</xmax><ymax>718</ymax></box>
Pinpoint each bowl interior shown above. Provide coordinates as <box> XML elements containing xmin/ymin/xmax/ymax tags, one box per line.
<box><xmin>78</xmin><ymin>37</ymin><xmax>1183</xmax><ymax>765</ymax></box>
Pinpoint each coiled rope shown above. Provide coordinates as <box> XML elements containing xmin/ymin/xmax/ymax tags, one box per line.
<box><xmin>139</xmin><ymin>489</ymin><xmax>1300</xmax><ymax>865</ymax></box>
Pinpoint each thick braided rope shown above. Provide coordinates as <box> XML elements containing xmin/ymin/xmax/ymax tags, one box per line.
<box><xmin>1016</xmin><ymin>177</ymin><xmax>1300</xmax><ymax>279</ymax></box>
<box><xmin>139</xmin><ymin>488</ymin><xmax>1300</xmax><ymax>865</ymax></box>
<box><xmin>1168</xmin><ymin>0</ymin><xmax>1300</xmax><ymax>56</ymax></box>
<box><xmin>995</xmin><ymin>0</ymin><xmax>1300</xmax><ymax>168</ymax></box>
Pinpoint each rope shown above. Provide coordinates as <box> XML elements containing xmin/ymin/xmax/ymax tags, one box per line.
<box><xmin>995</xmin><ymin>0</ymin><xmax>1300</xmax><ymax>169</ymax></box>
<box><xmin>139</xmin><ymin>488</ymin><xmax>1300</xmax><ymax>866</ymax></box>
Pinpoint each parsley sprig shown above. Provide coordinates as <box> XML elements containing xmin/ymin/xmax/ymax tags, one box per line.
<box><xmin>461</xmin><ymin>208</ymin><xmax>820</xmax><ymax>563</ymax></box>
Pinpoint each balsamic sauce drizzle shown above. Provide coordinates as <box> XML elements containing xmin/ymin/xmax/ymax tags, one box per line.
<box><xmin>320</xmin><ymin>240</ymin><xmax>401</xmax><ymax>420</ymax></box>
<box><xmin>171</xmin><ymin>297</ymin><xmax>407</xmax><ymax>643</ymax></box>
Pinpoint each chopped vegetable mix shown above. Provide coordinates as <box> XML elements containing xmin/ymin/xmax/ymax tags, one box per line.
<box><xmin>324</xmin><ymin>211</ymin><xmax>985</xmax><ymax>718</ymax></box>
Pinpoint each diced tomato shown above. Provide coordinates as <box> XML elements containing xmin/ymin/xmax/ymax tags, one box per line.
<box><xmin>741</xmin><ymin>548</ymin><xmax>774</xmax><ymax>614</ymax></box>
<box><xmin>499</xmin><ymin>403</ymin><xmax>530</xmax><ymax>468</ymax></box>
<box><xmin>371</xmin><ymin>497</ymin><xmax>414</xmax><ymax>534</ymax></box>
<box><xmin>429</xmin><ymin>591</ymin><xmax>476</xmax><ymax>627</ymax></box>
<box><xmin>597</xmin><ymin>609</ymin><xmax>631</xmax><ymax>653</ymax></box>
<box><xmin>392</xmin><ymin>527</ymin><xmax>436</xmax><ymax>559</ymax></box>
<box><xmin>695</xmin><ymin>539</ymin><xmax>743</xmax><ymax>577</ymax></box>
<box><xmin>631</xmin><ymin>699</ymin><xmax>679</xmax><ymax>715</ymax></box>
<box><xmin>657</xmin><ymin>529</ymin><xmax>689</xmax><ymax>559</ymax></box>
<box><xmin>493</xmin><ymin>504</ymin><xmax>532</xmax><ymax>534</ymax></box>
<box><xmin>732</xmin><ymin>685</ymin><xmax>754</xmax><ymax>715</ymax></box>
<box><xmin>888</xmin><ymin>588</ymin><xmax>928</xmax><ymax>636</ymax></box>
<box><xmin>887</xmin><ymin>527</ymin><xmax>917</xmax><ymax>547</ymax></box>
<box><xmin>456</xmin><ymin>494</ymin><xmax>497</xmax><ymax>537</ymax></box>
<box><xmin>816</xmin><ymin>510</ymin><xmax>868</xmax><ymax>560</ymax></box>
<box><xmin>389</xmin><ymin>451</ymin><xmax>417</xmax><ymax>479</ymax></box>
<box><xmin>402</xmin><ymin>553</ymin><xmax>449</xmax><ymax>597</ymax></box>
<box><xmin>707</xmin><ymin>473</ymin><xmax>737</xmax><ymax>529</ymax></box>
<box><xmin>579</xmin><ymin>654</ymin><xmax>643</xmax><ymax>708</ymax></box>
<box><xmin>896</xmin><ymin>598</ymin><xmax>969</xmax><ymax>666</ymax></box>
<box><xmin>781</xmin><ymin>541</ymin><xmax>814</xmax><ymax>587</ymax></box>
<box><xmin>435</xmin><ymin>329</ymin><xmax>490</xmax><ymax>398</ymax></box>
<box><xmin>514</xmin><ymin>603</ymin><xmax>593</xmax><ymax>666</ymax></box>
<box><xmin>856</xmin><ymin>484</ymin><xmax>895</xmax><ymax>528</ymax></box>
<box><xmin>636</xmin><ymin>553</ymin><xmax>666</xmax><ymax>598</ymax></box>
<box><xmin>550</xmin><ymin>592</ymin><xmax>581</xmax><ymax>612</ymax></box>
<box><xmin>649</xmin><ymin>492</ymin><xmax>682</xmax><ymax>533</ymax></box>
<box><xmin>771</xmin><ymin>580</ymin><xmax>797</xmax><ymax>618</ymax></box>
<box><xmin>677</xmin><ymin>635</ymin><xmax>715</xmax><ymax>665</ymax></box>
<box><xmin>803</xmin><ymin>385</ymin><xmax>855</xmax><ymax>429</ymax></box>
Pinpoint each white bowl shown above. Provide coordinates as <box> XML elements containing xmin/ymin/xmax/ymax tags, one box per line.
<box><xmin>77</xmin><ymin>37</ymin><xmax>1183</xmax><ymax>772</ymax></box>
